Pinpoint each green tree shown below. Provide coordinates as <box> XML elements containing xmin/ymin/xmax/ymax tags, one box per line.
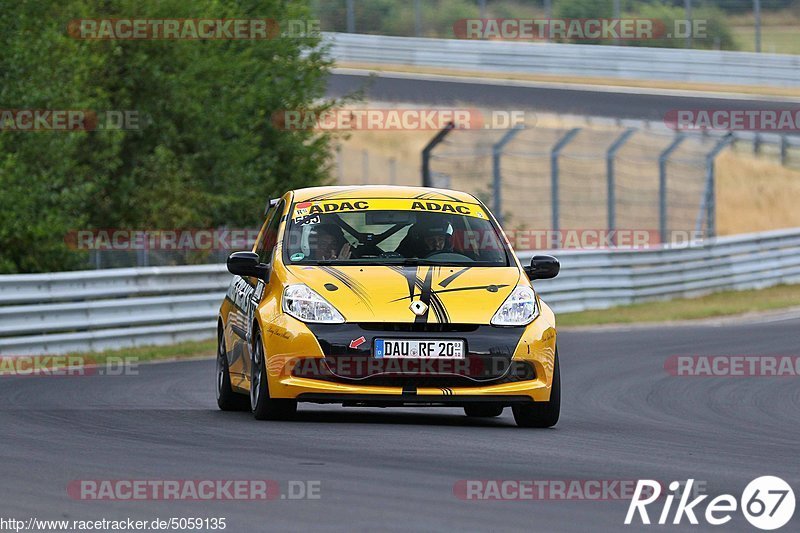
<box><xmin>0</xmin><ymin>0</ymin><xmax>337</xmax><ymax>273</ymax></box>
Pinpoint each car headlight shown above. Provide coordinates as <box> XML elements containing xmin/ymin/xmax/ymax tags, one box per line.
<box><xmin>491</xmin><ymin>285</ymin><xmax>539</xmax><ymax>326</ymax></box>
<box><xmin>282</xmin><ymin>284</ymin><xmax>345</xmax><ymax>324</ymax></box>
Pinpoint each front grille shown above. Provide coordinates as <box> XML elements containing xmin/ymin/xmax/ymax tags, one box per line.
<box><xmin>358</xmin><ymin>323</ymin><xmax>480</xmax><ymax>333</ymax></box>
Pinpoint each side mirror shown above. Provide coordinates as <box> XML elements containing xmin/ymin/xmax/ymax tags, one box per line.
<box><xmin>227</xmin><ymin>251</ymin><xmax>270</xmax><ymax>280</ymax></box>
<box><xmin>524</xmin><ymin>255</ymin><xmax>560</xmax><ymax>280</ymax></box>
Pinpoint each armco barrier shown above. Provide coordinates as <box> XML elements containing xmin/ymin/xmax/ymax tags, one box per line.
<box><xmin>1</xmin><ymin>228</ymin><xmax>799</xmax><ymax>355</ymax></box>
<box><xmin>323</xmin><ymin>32</ymin><xmax>800</xmax><ymax>88</ymax></box>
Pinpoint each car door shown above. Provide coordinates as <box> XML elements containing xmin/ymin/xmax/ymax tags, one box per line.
<box><xmin>230</xmin><ymin>199</ymin><xmax>285</xmax><ymax>381</ymax></box>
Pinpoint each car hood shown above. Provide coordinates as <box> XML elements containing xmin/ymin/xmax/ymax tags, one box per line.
<box><xmin>284</xmin><ymin>265</ymin><xmax>521</xmax><ymax>324</ymax></box>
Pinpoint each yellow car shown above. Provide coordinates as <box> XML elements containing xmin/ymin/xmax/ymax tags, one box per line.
<box><xmin>216</xmin><ymin>186</ymin><xmax>560</xmax><ymax>427</ymax></box>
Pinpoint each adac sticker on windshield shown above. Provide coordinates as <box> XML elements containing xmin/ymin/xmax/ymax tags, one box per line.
<box><xmin>292</xmin><ymin>200</ymin><xmax>370</xmax><ymax>219</ymax></box>
<box><xmin>410</xmin><ymin>200</ymin><xmax>474</xmax><ymax>216</ymax></box>
<box><xmin>292</xmin><ymin>198</ymin><xmax>487</xmax><ymax>219</ymax></box>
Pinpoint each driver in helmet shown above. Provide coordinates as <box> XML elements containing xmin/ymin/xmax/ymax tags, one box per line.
<box><xmin>414</xmin><ymin>218</ymin><xmax>454</xmax><ymax>256</ymax></box>
<box><xmin>308</xmin><ymin>223</ymin><xmax>351</xmax><ymax>260</ymax></box>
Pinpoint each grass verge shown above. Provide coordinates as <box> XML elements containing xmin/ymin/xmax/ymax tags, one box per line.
<box><xmin>73</xmin><ymin>339</ymin><xmax>216</xmax><ymax>366</ymax></box>
<box><xmin>557</xmin><ymin>284</ymin><xmax>800</xmax><ymax>327</ymax></box>
<box><xmin>0</xmin><ymin>339</ymin><xmax>216</xmax><ymax>376</ymax></box>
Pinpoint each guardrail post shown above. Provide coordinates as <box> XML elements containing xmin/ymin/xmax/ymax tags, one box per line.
<box><xmin>696</xmin><ymin>134</ymin><xmax>733</xmax><ymax>239</ymax></box>
<box><xmin>550</xmin><ymin>128</ymin><xmax>581</xmax><ymax>249</ymax></box>
<box><xmin>492</xmin><ymin>124</ymin><xmax>524</xmax><ymax>227</ymax></box>
<box><xmin>658</xmin><ymin>134</ymin><xmax>686</xmax><ymax>244</ymax></box>
<box><xmin>606</xmin><ymin>128</ymin><xmax>636</xmax><ymax>240</ymax></box>
<box><xmin>421</xmin><ymin>122</ymin><xmax>455</xmax><ymax>187</ymax></box>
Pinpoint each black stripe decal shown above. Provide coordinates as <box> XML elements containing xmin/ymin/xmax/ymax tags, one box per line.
<box><xmin>438</xmin><ymin>267</ymin><xmax>469</xmax><ymax>288</ymax></box>
<box><xmin>415</xmin><ymin>267</ymin><xmax>434</xmax><ymax>324</ymax></box>
<box><xmin>386</xmin><ymin>266</ymin><xmax>450</xmax><ymax>324</ymax></box>
<box><xmin>319</xmin><ymin>266</ymin><xmax>374</xmax><ymax>312</ymax></box>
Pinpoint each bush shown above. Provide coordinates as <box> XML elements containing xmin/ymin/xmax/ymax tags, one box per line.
<box><xmin>0</xmin><ymin>0</ymin><xmax>337</xmax><ymax>273</ymax></box>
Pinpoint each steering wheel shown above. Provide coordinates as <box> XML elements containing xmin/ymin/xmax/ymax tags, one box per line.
<box><xmin>423</xmin><ymin>250</ymin><xmax>472</xmax><ymax>261</ymax></box>
<box><xmin>351</xmin><ymin>244</ymin><xmax>384</xmax><ymax>258</ymax></box>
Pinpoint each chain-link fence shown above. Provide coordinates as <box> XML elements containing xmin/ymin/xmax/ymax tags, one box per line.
<box><xmin>425</xmin><ymin>124</ymin><xmax>735</xmax><ymax>245</ymax></box>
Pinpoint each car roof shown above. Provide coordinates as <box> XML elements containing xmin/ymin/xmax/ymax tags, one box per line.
<box><xmin>290</xmin><ymin>186</ymin><xmax>481</xmax><ymax>204</ymax></box>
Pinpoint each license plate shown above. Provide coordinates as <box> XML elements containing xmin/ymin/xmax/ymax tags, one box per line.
<box><xmin>374</xmin><ymin>339</ymin><xmax>465</xmax><ymax>359</ymax></box>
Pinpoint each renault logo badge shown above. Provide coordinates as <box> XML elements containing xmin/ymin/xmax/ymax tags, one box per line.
<box><xmin>409</xmin><ymin>300</ymin><xmax>428</xmax><ymax>316</ymax></box>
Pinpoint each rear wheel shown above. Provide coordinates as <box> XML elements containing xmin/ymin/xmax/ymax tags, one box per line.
<box><xmin>512</xmin><ymin>351</ymin><xmax>561</xmax><ymax>428</ymax></box>
<box><xmin>216</xmin><ymin>329</ymin><xmax>249</xmax><ymax>411</ymax></box>
<box><xmin>464</xmin><ymin>404</ymin><xmax>504</xmax><ymax>418</ymax></box>
<box><xmin>250</xmin><ymin>329</ymin><xmax>297</xmax><ymax>421</ymax></box>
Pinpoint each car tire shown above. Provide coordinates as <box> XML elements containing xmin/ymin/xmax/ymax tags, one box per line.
<box><xmin>250</xmin><ymin>329</ymin><xmax>297</xmax><ymax>421</ymax></box>
<box><xmin>464</xmin><ymin>404</ymin><xmax>504</xmax><ymax>417</ymax></box>
<box><xmin>216</xmin><ymin>329</ymin><xmax>250</xmax><ymax>411</ymax></box>
<box><xmin>512</xmin><ymin>350</ymin><xmax>561</xmax><ymax>428</ymax></box>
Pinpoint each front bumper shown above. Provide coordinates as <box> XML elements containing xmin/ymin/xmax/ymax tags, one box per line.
<box><xmin>259</xmin><ymin>313</ymin><xmax>557</xmax><ymax>403</ymax></box>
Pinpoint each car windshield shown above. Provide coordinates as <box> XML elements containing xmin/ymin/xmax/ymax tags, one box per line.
<box><xmin>284</xmin><ymin>199</ymin><xmax>509</xmax><ymax>266</ymax></box>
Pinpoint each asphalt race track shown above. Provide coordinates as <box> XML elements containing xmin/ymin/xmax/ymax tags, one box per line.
<box><xmin>1</xmin><ymin>318</ymin><xmax>798</xmax><ymax>532</ymax></box>
<box><xmin>327</xmin><ymin>71</ymin><xmax>800</xmax><ymax>121</ymax></box>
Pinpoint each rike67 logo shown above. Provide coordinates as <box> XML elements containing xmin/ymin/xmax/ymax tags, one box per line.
<box><xmin>626</xmin><ymin>477</ymin><xmax>795</xmax><ymax>530</ymax></box>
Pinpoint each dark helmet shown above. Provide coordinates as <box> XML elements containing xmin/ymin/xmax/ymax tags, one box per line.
<box><xmin>309</xmin><ymin>223</ymin><xmax>345</xmax><ymax>243</ymax></box>
<box><xmin>414</xmin><ymin>217</ymin><xmax>454</xmax><ymax>251</ymax></box>
<box><xmin>416</xmin><ymin>219</ymin><xmax>453</xmax><ymax>239</ymax></box>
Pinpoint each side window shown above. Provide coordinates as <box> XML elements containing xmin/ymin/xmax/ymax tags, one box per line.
<box><xmin>256</xmin><ymin>200</ymin><xmax>285</xmax><ymax>264</ymax></box>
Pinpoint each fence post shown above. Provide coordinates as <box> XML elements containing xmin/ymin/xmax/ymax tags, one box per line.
<box><xmin>606</xmin><ymin>128</ymin><xmax>636</xmax><ymax>239</ymax></box>
<box><xmin>422</xmin><ymin>122</ymin><xmax>455</xmax><ymax>187</ymax></box>
<box><xmin>550</xmin><ymin>128</ymin><xmax>580</xmax><ymax>248</ymax></box>
<box><xmin>414</xmin><ymin>0</ymin><xmax>422</xmax><ymax>36</ymax></box>
<box><xmin>335</xmin><ymin>145</ymin><xmax>343</xmax><ymax>183</ymax></box>
<box><xmin>780</xmin><ymin>135</ymin><xmax>788</xmax><ymax>166</ymax></box>
<box><xmin>389</xmin><ymin>157</ymin><xmax>397</xmax><ymax>185</ymax></box>
<box><xmin>658</xmin><ymin>134</ymin><xmax>686</xmax><ymax>244</ymax></box>
<box><xmin>491</xmin><ymin>124</ymin><xmax>524</xmax><ymax>227</ymax></box>
<box><xmin>346</xmin><ymin>0</ymin><xmax>355</xmax><ymax>33</ymax></box>
<box><xmin>696</xmin><ymin>134</ymin><xmax>733</xmax><ymax>239</ymax></box>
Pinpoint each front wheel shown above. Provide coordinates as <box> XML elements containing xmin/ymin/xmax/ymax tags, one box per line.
<box><xmin>250</xmin><ymin>330</ymin><xmax>297</xmax><ymax>421</ymax></box>
<box><xmin>216</xmin><ymin>329</ymin><xmax>250</xmax><ymax>411</ymax></box>
<box><xmin>512</xmin><ymin>351</ymin><xmax>561</xmax><ymax>428</ymax></box>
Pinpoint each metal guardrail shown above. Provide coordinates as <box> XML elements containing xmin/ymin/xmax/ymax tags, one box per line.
<box><xmin>323</xmin><ymin>32</ymin><xmax>800</xmax><ymax>88</ymax></box>
<box><xmin>520</xmin><ymin>228</ymin><xmax>800</xmax><ymax>313</ymax></box>
<box><xmin>0</xmin><ymin>265</ymin><xmax>229</xmax><ymax>355</ymax></box>
<box><xmin>1</xmin><ymin>228</ymin><xmax>799</xmax><ymax>355</ymax></box>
